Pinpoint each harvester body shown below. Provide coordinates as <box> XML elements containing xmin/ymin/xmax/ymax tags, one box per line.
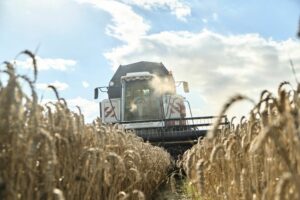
<box><xmin>95</xmin><ymin>61</ymin><xmax>227</xmax><ymax>155</ymax></box>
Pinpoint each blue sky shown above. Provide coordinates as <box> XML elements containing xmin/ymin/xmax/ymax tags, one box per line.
<box><xmin>0</xmin><ymin>0</ymin><xmax>299</xmax><ymax>121</ymax></box>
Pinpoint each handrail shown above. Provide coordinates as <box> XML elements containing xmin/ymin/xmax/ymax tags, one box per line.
<box><xmin>133</xmin><ymin>122</ymin><xmax>229</xmax><ymax>129</ymax></box>
<box><xmin>120</xmin><ymin>115</ymin><xmax>228</xmax><ymax>124</ymax></box>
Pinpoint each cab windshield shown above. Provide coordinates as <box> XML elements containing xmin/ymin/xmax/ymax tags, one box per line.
<box><xmin>124</xmin><ymin>80</ymin><xmax>161</xmax><ymax>121</ymax></box>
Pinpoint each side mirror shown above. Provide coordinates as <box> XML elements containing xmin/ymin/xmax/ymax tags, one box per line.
<box><xmin>183</xmin><ymin>81</ymin><xmax>189</xmax><ymax>93</ymax></box>
<box><xmin>298</xmin><ymin>18</ymin><xmax>300</xmax><ymax>38</ymax></box>
<box><xmin>94</xmin><ymin>88</ymin><xmax>99</xmax><ymax>99</ymax></box>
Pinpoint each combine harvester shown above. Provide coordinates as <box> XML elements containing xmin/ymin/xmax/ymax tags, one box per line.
<box><xmin>94</xmin><ymin>61</ymin><xmax>228</xmax><ymax>156</ymax></box>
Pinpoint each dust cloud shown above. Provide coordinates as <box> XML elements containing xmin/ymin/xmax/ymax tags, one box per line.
<box><xmin>150</xmin><ymin>75</ymin><xmax>175</xmax><ymax>96</ymax></box>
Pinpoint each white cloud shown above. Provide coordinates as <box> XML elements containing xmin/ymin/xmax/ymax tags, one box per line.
<box><xmin>75</xmin><ymin>0</ymin><xmax>300</xmax><ymax>119</ymax></box>
<box><xmin>37</xmin><ymin>81</ymin><xmax>69</xmax><ymax>91</ymax></box>
<box><xmin>40</xmin><ymin>97</ymin><xmax>99</xmax><ymax>122</ymax></box>
<box><xmin>122</xmin><ymin>0</ymin><xmax>191</xmax><ymax>21</ymax></box>
<box><xmin>76</xmin><ymin>0</ymin><xmax>191</xmax><ymax>46</ymax></box>
<box><xmin>212</xmin><ymin>12</ymin><xmax>218</xmax><ymax>21</ymax></box>
<box><xmin>76</xmin><ymin>0</ymin><xmax>150</xmax><ymax>43</ymax></box>
<box><xmin>66</xmin><ymin>97</ymin><xmax>99</xmax><ymax>122</ymax></box>
<box><xmin>200</xmin><ymin>13</ymin><xmax>218</xmax><ymax>24</ymax></box>
<box><xmin>16</xmin><ymin>56</ymin><xmax>76</xmax><ymax>71</ymax></box>
<box><xmin>82</xmin><ymin>81</ymin><xmax>90</xmax><ymax>88</ymax></box>
<box><xmin>103</xmin><ymin>29</ymin><xmax>300</xmax><ymax>118</ymax></box>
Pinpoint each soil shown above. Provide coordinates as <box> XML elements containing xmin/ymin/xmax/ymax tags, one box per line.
<box><xmin>152</xmin><ymin>176</ymin><xmax>192</xmax><ymax>200</ymax></box>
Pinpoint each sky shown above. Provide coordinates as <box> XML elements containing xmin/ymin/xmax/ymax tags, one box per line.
<box><xmin>0</xmin><ymin>0</ymin><xmax>299</xmax><ymax>122</ymax></box>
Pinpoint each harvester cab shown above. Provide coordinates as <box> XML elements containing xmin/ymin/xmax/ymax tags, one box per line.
<box><xmin>94</xmin><ymin>61</ymin><xmax>228</xmax><ymax>155</ymax></box>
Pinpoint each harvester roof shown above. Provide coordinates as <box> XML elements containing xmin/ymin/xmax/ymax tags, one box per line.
<box><xmin>108</xmin><ymin>61</ymin><xmax>169</xmax><ymax>99</ymax></box>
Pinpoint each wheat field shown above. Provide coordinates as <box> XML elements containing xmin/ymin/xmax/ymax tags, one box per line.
<box><xmin>2</xmin><ymin>51</ymin><xmax>300</xmax><ymax>200</ymax></box>
<box><xmin>181</xmin><ymin>83</ymin><xmax>300</xmax><ymax>199</ymax></box>
<box><xmin>0</xmin><ymin>52</ymin><xmax>171</xmax><ymax>200</ymax></box>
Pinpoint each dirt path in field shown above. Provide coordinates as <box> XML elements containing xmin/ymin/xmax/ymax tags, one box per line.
<box><xmin>151</xmin><ymin>175</ymin><xmax>191</xmax><ymax>200</ymax></box>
